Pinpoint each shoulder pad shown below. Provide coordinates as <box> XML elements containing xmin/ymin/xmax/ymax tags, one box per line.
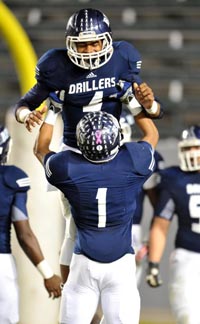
<box><xmin>3</xmin><ymin>166</ymin><xmax>30</xmax><ymax>192</ymax></box>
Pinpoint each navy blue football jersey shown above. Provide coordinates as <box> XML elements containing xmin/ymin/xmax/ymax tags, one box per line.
<box><xmin>154</xmin><ymin>166</ymin><xmax>200</xmax><ymax>253</ymax></box>
<box><xmin>133</xmin><ymin>150</ymin><xmax>164</xmax><ymax>224</ymax></box>
<box><xmin>0</xmin><ymin>165</ymin><xmax>30</xmax><ymax>253</ymax></box>
<box><xmin>44</xmin><ymin>141</ymin><xmax>155</xmax><ymax>262</ymax></box>
<box><xmin>16</xmin><ymin>41</ymin><xmax>143</xmax><ymax>148</ymax></box>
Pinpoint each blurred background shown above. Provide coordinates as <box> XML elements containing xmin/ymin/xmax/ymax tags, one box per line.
<box><xmin>1</xmin><ymin>0</ymin><xmax>199</xmax><ymax>323</ymax></box>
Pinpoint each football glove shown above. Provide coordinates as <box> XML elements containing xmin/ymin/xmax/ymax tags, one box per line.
<box><xmin>146</xmin><ymin>261</ymin><xmax>163</xmax><ymax>288</ymax></box>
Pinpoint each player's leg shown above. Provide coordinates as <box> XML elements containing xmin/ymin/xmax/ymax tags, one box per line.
<box><xmin>59</xmin><ymin>254</ymin><xmax>100</xmax><ymax>324</ymax></box>
<box><xmin>169</xmin><ymin>248</ymin><xmax>200</xmax><ymax>324</ymax></box>
<box><xmin>101</xmin><ymin>254</ymin><xmax>140</xmax><ymax>324</ymax></box>
<box><xmin>0</xmin><ymin>254</ymin><xmax>19</xmax><ymax>324</ymax></box>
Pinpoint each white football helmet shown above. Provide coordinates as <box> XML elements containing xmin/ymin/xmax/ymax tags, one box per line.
<box><xmin>178</xmin><ymin>125</ymin><xmax>200</xmax><ymax>171</ymax></box>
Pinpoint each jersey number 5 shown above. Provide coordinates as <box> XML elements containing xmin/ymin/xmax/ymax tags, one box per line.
<box><xmin>189</xmin><ymin>195</ymin><xmax>200</xmax><ymax>234</ymax></box>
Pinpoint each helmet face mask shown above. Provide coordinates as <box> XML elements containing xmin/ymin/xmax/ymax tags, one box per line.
<box><xmin>178</xmin><ymin>125</ymin><xmax>200</xmax><ymax>172</ymax></box>
<box><xmin>66</xmin><ymin>8</ymin><xmax>113</xmax><ymax>70</ymax></box>
<box><xmin>0</xmin><ymin>125</ymin><xmax>11</xmax><ymax>165</ymax></box>
<box><xmin>76</xmin><ymin>111</ymin><xmax>121</xmax><ymax>163</ymax></box>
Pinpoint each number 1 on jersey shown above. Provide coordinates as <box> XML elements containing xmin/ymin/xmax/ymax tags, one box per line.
<box><xmin>96</xmin><ymin>188</ymin><xmax>107</xmax><ymax>228</ymax></box>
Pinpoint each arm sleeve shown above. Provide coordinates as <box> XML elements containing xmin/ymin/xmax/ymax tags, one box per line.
<box><xmin>14</xmin><ymin>83</ymin><xmax>50</xmax><ymax>111</ymax></box>
<box><xmin>11</xmin><ymin>191</ymin><xmax>29</xmax><ymax>222</ymax></box>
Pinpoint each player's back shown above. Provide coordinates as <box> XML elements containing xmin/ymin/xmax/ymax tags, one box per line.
<box><xmin>45</xmin><ymin>141</ymin><xmax>154</xmax><ymax>262</ymax></box>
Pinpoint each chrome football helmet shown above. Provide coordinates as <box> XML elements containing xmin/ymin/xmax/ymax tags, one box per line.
<box><xmin>178</xmin><ymin>125</ymin><xmax>200</xmax><ymax>171</ymax></box>
<box><xmin>0</xmin><ymin>125</ymin><xmax>10</xmax><ymax>164</ymax></box>
<box><xmin>76</xmin><ymin>111</ymin><xmax>121</xmax><ymax>163</ymax></box>
<box><xmin>66</xmin><ymin>8</ymin><xmax>113</xmax><ymax>70</ymax></box>
<box><xmin>120</xmin><ymin>107</ymin><xmax>135</xmax><ymax>144</ymax></box>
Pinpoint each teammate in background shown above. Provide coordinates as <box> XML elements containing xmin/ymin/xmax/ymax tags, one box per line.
<box><xmin>133</xmin><ymin>149</ymin><xmax>164</xmax><ymax>284</ymax></box>
<box><xmin>146</xmin><ymin>125</ymin><xmax>200</xmax><ymax>324</ymax></box>
<box><xmin>120</xmin><ymin>107</ymin><xmax>165</xmax><ymax>285</ymax></box>
<box><xmin>14</xmin><ymin>7</ymin><xmax>163</xmax><ymax>138</ymax></box>
<box><xmin>34</xmin><ymin>110</ymin><xmax>159</xmax><ymax>324</ymax></box>
<box><xmin>0</xmin><ymin>125</ymin><xmax>62</xmax><ymax>324</ymax></box>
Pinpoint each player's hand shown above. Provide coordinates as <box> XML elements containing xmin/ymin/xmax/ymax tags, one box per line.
<box><xmin>135</xmin><ymin>242</ymin><xmax>149</xmax><ymax>265</ymax></box>
<box><xmin>44</xmin><ymin>274</ymin><xmax>62</xmax><ymax>299</ymax></box>
<box><xmin>24</xmin><ymin>106</ymin><xmax>48</xmax><ymax>132</ymax></box>
<box><xmin>133</xmin><ymin>82</ymin><xmax>154</xmax><ymax>110</ymax></box>
<box><xmin>146</xmin><ymin>261</ymin><xmax>162</xmax><ymax>288</ymax></box>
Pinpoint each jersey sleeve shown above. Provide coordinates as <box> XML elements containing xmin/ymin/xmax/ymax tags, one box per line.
<box><xmin>3</xmin><ymin>166</ymin><xmax>30</xmax><ymax>192</ymax></box>
<box><xmin>15</xmin><ymin>83</ymin><xmax>50</xmax><ymax>111</ymax></box>
<box><xmin>44</xmin><ymin>151</ymin><xmax>64</xmax><ymax>187</ymax></box>
<box><xmin>11</xmin><ymin>192</ymin><xmax>29</xmax><ymax>222</ymax></box>
<box><xmin>3</xmin><ymin>166</ymin><xmax>30</xmax><ymax>222</ymax></box>
<box><xmin>126</xmin><ymin>141</ymin><xmax>155</xmax><ymax>176</ymax></box>
<box><xmin>154</xmin><ymin>171</ymin><xmax>175</xmax><ymax>221</ymax></box>
<box><xmin>143</xmin><ymin>151</ymin><xmax>165</xmax><ymax>190</ymax></box>
<box><xmin>116</xmin><ymin>41</ymin><xmax>142</xmax><ymax>84</ymax></box>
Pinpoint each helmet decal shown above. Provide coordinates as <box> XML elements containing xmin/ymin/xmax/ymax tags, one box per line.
<box><xmin>95</xmin><ymin>130</ymin><xmax>103</xmax><ymax>145</ymax></box>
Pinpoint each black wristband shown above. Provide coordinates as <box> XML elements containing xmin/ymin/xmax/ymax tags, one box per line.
<box><xmin>149</xmin><ymin>261</ymin><xmax>159</xmax><ymax>269</ymax></box>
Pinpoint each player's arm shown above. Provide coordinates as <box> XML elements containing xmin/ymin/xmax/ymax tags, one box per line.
<box><xmin>15</xmin><ymin>83</ymin><xmax>51</xmax><ymax>132</ymax></box>
<box><xmin>134</xmin><ymin>111</ymin><xmax>159</xmax><ymax>149</ymax></box>
<box><xmin>146</xmin><ymin>216</ymin><xmax>170</xmax><ymax>287</ymax></box>
<box><xmin>133</xmin><ymin>82</ymin><xmax>161</xmax><ymax>118</ymax></box>
<box><xmin>34</xmin><ymin>91</ymin><xmax>63</xmax><ymax>163</ymax></box>
<box><xmin>116</xmin><ymin>80</ymin><xmax>162</xmax><ymax>119</ymax></box>
<box><xmin>16</xmin><ymin>105</ymin><xmax>48</xmax><ymax>132</ymax></box>
<box><xmin>13</xmin><ymin>216</ymin><xmax>62</xmax><ymax>299</ymax></box>
<box><xmin>34</xmin><ymin>122</ymin><xmax>54</xmax><ymax>164</ymax></box>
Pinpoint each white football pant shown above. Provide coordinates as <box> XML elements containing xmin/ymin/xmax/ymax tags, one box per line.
<box><xmin>59</xmin><ymin>253</ymin><xmax>140</xmax><ymax>324</ymax></box>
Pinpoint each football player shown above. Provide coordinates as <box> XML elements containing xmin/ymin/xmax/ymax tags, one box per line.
<box><xmin>34</xmin><ymin>109</ymin><xmax>159</xmax><ymax>324</ymax></box>
<box><xmin>14</xmin><ymin>8</ymin><xmax>163</xmax><ymax>138</ymax></box>
<box><xmin>0</xmin><ymin>125</ymin><xmax>62</xmax><ymax>324</ymax></box>
<box><xmin>146</xmin><ymin>125</ymin><xmax>200</xmax><ymax>324</ymax></box>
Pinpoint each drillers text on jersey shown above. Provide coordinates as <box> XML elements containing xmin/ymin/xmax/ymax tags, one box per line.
<box><xmin>69</xmin><ymin>77</ymin><xmax>116</xmax><ymax>94</ymax></box>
